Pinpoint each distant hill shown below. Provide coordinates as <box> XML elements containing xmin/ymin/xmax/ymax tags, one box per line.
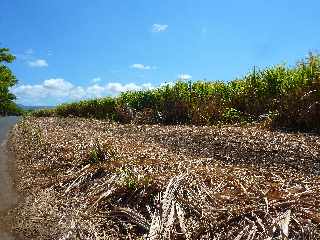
<box><xmin>18</xmin><ymin>105</ymin><xmax>55</xmax><ymax>111</ymax></box>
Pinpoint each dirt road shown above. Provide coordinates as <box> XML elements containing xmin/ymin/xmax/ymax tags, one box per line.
<box><xmin>0</xmin><ymin>116</ymin><xmax>19</xmax><ymax>240</ymax></box>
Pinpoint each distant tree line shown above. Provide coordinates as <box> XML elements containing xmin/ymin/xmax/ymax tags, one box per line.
<box><xmin>0</xmin><ymin>47</ymin><xmax>21</xmax><ymax>116</ymax></box>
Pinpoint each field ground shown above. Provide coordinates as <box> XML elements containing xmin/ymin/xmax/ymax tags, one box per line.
<box><xmin>8</xmin><ymin>117</ymin><xmax>320</xmax><ymax>239</ymax></box>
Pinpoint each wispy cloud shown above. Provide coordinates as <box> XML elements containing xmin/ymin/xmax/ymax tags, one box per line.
<box><xmin>12</xmin><ymin>78</ymin><xmax>153</xmax><ymax>105</ymax></box>
<box><xmin>25</xmin><ymin>48</ymin><xmax>34</xmax><ymax>55</ymax></box>
<box><xmin>201</xmin><ymin>27</ymin><xmax>207</xmax><ymax>34</ymax></box>
<box><xmin>28</xmin><ymin>59</ymin><xmax>48</xmax><ymax>68</ymax></box>
<box><xmin>151</xmin><ymin>24</ymin><xmax>168</xmax><ymax>32</ymax></box>
<box><xmin>15</xmin><ymin>49</ymin><xmax>49</xmax><ymax>68</ymax></box>
<box><xmin>91</xmin><ymin>77</ymin><xmax>102</xmax><ymax>83</ymax></box>
<box><xmin>15</xmin><ymin>48</ymin><xmax>34</xmax><ymax>61</ymax></box>
<box><xmin>178</xmin><ymin>74</ymin><xmax>192</xmax><ymax>80</ymax></box>
<box><xmin>130</xmin><ymin>63</ymin><xmax>152</xmax><ymax>70</ymax></box>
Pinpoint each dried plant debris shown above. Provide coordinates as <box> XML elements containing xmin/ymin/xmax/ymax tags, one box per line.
<box><xmin>8</xmin><ymin>117</ymin><xmax>320</xmax><ymax>239</ymax></box>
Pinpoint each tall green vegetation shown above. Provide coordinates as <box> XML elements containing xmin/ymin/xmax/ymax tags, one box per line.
<box><xmin>34</xmin><ymin>53</ymin><xmax>320</xmax><ymax>131</ymax></box>
<box><xmin>0</xmin><ymin>47</ymin><xmax>21</xmax><ymax>115</ymax></box>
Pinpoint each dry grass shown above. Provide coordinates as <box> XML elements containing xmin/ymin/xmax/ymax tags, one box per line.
<box><xmin>8</xmin><ymin>117</ymin><xmax>320</xmax><ymax>239</ymax></box>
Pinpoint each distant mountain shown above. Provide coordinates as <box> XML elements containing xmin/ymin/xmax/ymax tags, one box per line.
<box><xmin>18</xmin><ymin>104</ymin><xmax>55</xmax><ymax>111</ymax></box>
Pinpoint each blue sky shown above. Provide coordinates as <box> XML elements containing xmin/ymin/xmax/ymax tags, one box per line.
<box><xmin>1</xmin><ymin>0</ymin><xmax>320</xmax><ymax>106</ymax></box>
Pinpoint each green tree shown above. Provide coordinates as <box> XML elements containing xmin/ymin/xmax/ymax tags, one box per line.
<box><xmin>0</xmin><ymin>47</ymin><xmax>19</xmax><ymax>115</ymax></box>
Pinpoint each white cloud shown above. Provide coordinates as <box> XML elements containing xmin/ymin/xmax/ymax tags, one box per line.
<box><xmin>130</xmin><ymin>63</ymin><xmax>151</xmax><ymax>70</ymax></box>
<box><xmin>87</xmin><ymin>84</ymin><xmax>106</xmax><ymax>98</ymax></box>
<box><xmin>160</xmin><ymin>81</ymin><xmax>175</xmax><ymax>87</ymax></box>
<box><xmin>178</xmin><ymin>74</ymin><xmax>192</xmax><ymax>80</ymax></box>
<box><xmin>106</xmin><ymin>82</ymin><xmax>153</xmax><ymax>95</ymax></box>
<box><xmin>12</xmin><ymin>79</ymin><xmax>76</xmax><ymax>101</ymax></box>
<box><xmin>12</xmin><ymin>78</ymin><xmax>154</xmax><ymax>105</ymax></box>
<box><xmin>141</xmin><ymin>83</ymin><xmax>153</xmax><ymax>89</ymax></box>
<box><xmin>69</xmin><ymin>86</ymin><xmax>86</xmax><ymax>100</ymax></box>
<box><xmin>28</xmin><ymin>59</ymin><xmax>48</xmax><ymax>68</ymax></box>
<box><xmin>151</xmin><ymin>24</ymin><xmax>168</xmax><ymax>32</ymax></box>
<box><xmin>43</xmin><ymin>78</ymin><xmax>73</xmax><ymax>91</ymax></box>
